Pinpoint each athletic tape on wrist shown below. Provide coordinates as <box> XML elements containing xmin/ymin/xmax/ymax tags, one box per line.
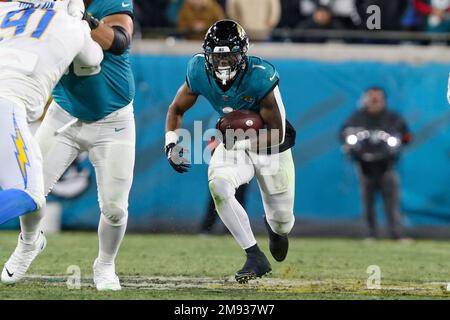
<box><xmin>165</xmin><ymin>131</ymin><xmax>179</xmax><ymax>147</ymax></box>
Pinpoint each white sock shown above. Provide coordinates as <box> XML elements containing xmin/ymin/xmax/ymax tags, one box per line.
<box><xmin>97</xmin><ymin>215</ymin><xmax>127</xmax><ymax>265</ymax></box>
<box><xmin>20</xmin><ymin>209</ymin><xmax>43</xmax><ymax>244</ymax></box>
<box><xmin>209</xmin><ymin>179</ymin><xmax>256</xmax><ymax>249</ymax></box>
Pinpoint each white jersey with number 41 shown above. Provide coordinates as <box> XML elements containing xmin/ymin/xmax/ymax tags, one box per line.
<box><xmin>0</xmin><ymin>1</ymin><xmax>103</xmax><ymax>121</ymax></box>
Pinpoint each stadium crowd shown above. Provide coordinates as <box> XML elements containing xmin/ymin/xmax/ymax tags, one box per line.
<box><xmin>133</xmin><ymin>0</ymin><xmax>450</xmax><ymax>43</ymax></box>
<box><xmin>1</xmin><ymin>0</ymin><xmax>447</xmax><ymax>42</ymax></box>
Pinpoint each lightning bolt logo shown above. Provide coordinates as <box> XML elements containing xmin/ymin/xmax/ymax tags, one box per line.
<box><xmin>11</xmin><ymin>113</ymin><xmax>30</xmax><ymax>189</ymax></box>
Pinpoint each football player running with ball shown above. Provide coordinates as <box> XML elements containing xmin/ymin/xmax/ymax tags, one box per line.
<box><xmin>2</xmin><ymin>0</ymin><xmax>135</xmax><ymax>291</ymax></box>
<box><xmin>165</xmin><ymin>20</ymin><xmax>297</xmax><ymax>283</ymax></box>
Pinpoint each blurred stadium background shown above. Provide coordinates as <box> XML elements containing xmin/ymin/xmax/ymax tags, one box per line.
<box><xmin>0</xmin><ymin>0</ymin><xmax>449</xmax><ymax>238</ymax></box>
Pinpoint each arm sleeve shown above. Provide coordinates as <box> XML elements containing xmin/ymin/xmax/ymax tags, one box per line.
<box><xmin>75</xmin><ymin>21</ymin><xmax>104</xmax><ymax>67</ymax></box>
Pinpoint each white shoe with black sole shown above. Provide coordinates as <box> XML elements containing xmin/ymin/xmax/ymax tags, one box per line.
<box><xmin>1</xmin><ymin>231</ymin><xmax>47</xmax><ymax>284</ymax></box>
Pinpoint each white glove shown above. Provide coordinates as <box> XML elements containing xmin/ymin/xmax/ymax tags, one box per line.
<box><xmin>68</xmin><ymin>0</ymin><xmax>85</xmax><ymax>19</ymax></box>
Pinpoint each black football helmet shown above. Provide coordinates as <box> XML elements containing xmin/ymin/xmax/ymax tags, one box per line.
<box><xmin>203</xmin><ymin>20</ymin><xmax>249</xmax><ymax>85</ymax></box>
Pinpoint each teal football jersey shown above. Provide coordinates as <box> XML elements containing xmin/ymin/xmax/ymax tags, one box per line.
<box><xmin>186</xmin><ymin>55</ymin><xmax>280</xmax><ymax>116</ymax></box>
<box><xmin>52</xmin><ymin>0</ymin><xmax>135</xmax><ymax>121</ymax></box>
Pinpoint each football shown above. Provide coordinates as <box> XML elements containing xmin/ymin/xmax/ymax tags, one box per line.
<box><xmin>217</xmin><ymin>109</ymin><xmax>264</xmax><ymax>135</ymax></box>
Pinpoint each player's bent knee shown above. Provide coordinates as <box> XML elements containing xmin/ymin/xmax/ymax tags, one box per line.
<box><xmin>101</xmin><ymin>202</ymin><xmax>128</xmax><ymax>226</ymax></box>
<box><xmin>267</xmin><ymin>213</ymin><xmax>295</xmax><ymax>236</ymax></box>
<box><xmin>208</xmin><ymin>178</ymin><xmax>236</xmax><ymax>205</ymax></box>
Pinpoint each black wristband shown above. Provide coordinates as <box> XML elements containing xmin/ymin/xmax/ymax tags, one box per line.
<box><xmin>83</xmin><ymin>12</ymin><xmax>100</xmax><ymax>30</ymax></box>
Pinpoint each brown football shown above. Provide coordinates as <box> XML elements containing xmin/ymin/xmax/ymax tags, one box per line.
<box><xmin>217</xmin><ymin>109</ymin><xmax>264</xmax><ymax>135</ymax></box>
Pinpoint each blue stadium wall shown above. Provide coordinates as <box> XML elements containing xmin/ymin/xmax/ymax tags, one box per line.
<box><xmin>2</xmin><ymin>55</ymin><xmax>450</xmax><ymax>232</ymax></box>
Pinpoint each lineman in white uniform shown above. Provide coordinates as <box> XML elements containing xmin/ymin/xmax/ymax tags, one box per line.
<box><xmin>0</xmin><ymin>0</ymin><xmax>103</xmax><ymax>284</ymax></box>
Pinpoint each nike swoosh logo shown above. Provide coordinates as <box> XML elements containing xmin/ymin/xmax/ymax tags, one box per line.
<box><xmin>5</xmin><ymin>267</ymin><xmax>14</xmax><ymax>278</ymax></box>
<box><xmin>122</xmin><ymin>2</ymin><xmax>131</xmax><ymax>7</ymax></box>
<box><xmin>270</xmin><ymin>73</ymin><xmax>276</xmax><ymax>81</ymax></box>
<box><xmin>115</xmin><ymin>128</ymin><xmax>126</xmax><ymax>132</ymax></box>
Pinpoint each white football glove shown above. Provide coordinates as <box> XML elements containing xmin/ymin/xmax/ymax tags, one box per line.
<box><xmin>68</xmin><ymin>0</ymin><xmax>85</xmax><ymax>19</ymax></box>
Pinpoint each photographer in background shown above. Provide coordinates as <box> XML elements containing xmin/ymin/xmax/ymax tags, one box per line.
<box><xmin>340</xmin><ymin>87</ymin><xmax>412</xmax><ymax>240</ymax></box>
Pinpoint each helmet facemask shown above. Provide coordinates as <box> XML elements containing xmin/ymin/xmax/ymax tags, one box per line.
<box><xmin>205</xmin><ymin>49</ymin><xmax>243</xmax><ymax>85</ymax></box>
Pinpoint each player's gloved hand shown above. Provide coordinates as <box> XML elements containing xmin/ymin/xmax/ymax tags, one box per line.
<box><xmin>165</xmin><ymin>143</ymin><xmax>191</xmax><ymax>173</ymax></box>
<box><xmin>83</xmin><ymin>11</ymin><xmax>100</xmax><ymax>30</ymax></box>
<box><xmin>68</xmin><ymin>0</ymin><xmax>85</xmax><ymax>19</ymax></box>
<box><xmin>165</xmin><ymin>131</ymin><xmax>191</xmax><ymax>173</ymax></box>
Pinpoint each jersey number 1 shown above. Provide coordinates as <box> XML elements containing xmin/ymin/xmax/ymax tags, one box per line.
<box><xmin>0</xmin><ymin>8</ymin><xmax>56</xmax><ymax>39</ymax></box>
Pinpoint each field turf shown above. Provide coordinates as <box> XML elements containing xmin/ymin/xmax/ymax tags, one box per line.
<box><xmin>1</xmin><ymin>231</ymin><xmax>450</xmax><ymax>300</ymax></box>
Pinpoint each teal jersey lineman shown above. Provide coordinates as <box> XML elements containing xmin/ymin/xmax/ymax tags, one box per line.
<box><xmin>186</xmin><ymin>54</ymin><xmax>279</xmax><ymax>116</ymax></box>
<box><xmin>52</xmin><ymin>0</ymin><xmax>135</xmax><ymax>121</ymax></box>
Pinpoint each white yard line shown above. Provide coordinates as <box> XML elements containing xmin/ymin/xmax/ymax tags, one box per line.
<box><xmin>21</xmin><ymin>275</ymin><xmax>449</xmax><ymax>294</ymax></box>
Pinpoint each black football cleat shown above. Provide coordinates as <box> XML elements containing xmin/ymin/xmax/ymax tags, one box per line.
<box><xmin>235</xmin><ymin>248</ymin><xmax>272</xmax><ymax>284</ymax></box>
<box><xmin>264</xmin><ymin>217</ymin><xmax>289</xmax><ymax>262</ymax></box>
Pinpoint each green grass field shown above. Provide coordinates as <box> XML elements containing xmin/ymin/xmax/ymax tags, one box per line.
<box><xmin>1</xmin><ymin>231</ymin><xmax>450</xmax><ymax>300</ymax></box>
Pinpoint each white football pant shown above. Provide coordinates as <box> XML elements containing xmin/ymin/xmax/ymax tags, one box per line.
<box><xmin>0</xmin><ymin>97</ymin><xmax>44</xmax><ymax>208</ymax></box>
<box><xmin>208</xmin><ymin>143</ymin><xmax>296</xmax><ymax>249</ymax></box>
<box><xmin>35</xmin><ymin>100</ymin><xmax>136</xmax><ymax>227</ymax></box>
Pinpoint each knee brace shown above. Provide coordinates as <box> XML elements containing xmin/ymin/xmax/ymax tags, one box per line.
<box><xmin>208</xmin><ymin>178</ymin><xmax>236</xmax><ymax>208</ymax></box>
<box><xmin>101</xmin><ymin>202</ymin><xmax>128</xmax><ymax>226</ymax></box>
<box><xmin>267</xmin><ymin>213</ymin><xmax>295</xmax><ymax>236</ymax></box>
